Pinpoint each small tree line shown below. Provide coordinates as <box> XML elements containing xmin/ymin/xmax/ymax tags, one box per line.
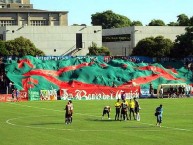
<box><xmin>91</xmin><ymin>10</ymin><xmax>193</xmax><ymax>29</ymax></box>
<box><xmin>132</xmin><ymin>26</ymin><xmax>193</xmax><ymax>58</ymax></box>
<box><xmin>0</xmin><ymin>36</ymin><xmax>45</xmax><ymax>56</ymax></box>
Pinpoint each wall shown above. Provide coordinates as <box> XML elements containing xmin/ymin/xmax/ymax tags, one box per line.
<box><xmin>3</xmin><ymin>25</ymin><xmax>102</xmax><ymax>56</ymax></box>
<box><xmin>103</xmin><ymin>26</ymin><xmax>187</xmax><ymax>56</ymax></box>
<box><xmin>102</xmin><ymin>27</ymin><xmax>133</xmax><ymax>56</ymax></box>
<box><xmin>133</xmin><ymin>26</ymin><xmax>186</xmax><ymax>47</ymax></box>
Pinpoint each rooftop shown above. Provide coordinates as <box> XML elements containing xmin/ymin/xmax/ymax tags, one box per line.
<box><xmin>0</xmin><ymin>8</ymin><xmax>68</xmax><ymax>13</ymax></box>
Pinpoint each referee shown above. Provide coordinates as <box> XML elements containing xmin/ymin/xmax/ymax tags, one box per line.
<box><xmin>114</xmin><ymin>99</ymin><xmax>121</xmax><ymax>120</ymax></box>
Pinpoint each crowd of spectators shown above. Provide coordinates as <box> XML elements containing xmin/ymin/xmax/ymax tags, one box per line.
<box><xmin>0</xmin><ymin>63</ymin><xmax>12</xmax><ymax>94</ymax></box>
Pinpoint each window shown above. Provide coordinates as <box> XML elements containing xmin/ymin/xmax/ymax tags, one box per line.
<box><xmin>0</xmin><ymin>20</ymin><xmax>16</xmax><ymax>26</ymax></box>
<box><xmin>14</xmin><ymin>0</ymin><xmax>21</xmax><ymax>3</ymax></box>
<box><xmin>7</xmin><ymin>0</ymin><xmax>13</xmax><ymax>3</ymax></box>
<box><xmin>102</xmin><ymin>34</ymin><xmax>131</xmax><ymax>42</ymax></box>
<box><xmin>30</xmin><ymin>20</ymin><xmax>48</xmax><ymax>26</ymax></box>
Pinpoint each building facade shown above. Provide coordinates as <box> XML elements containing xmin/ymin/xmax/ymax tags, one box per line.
<box><xmin>102</xmin><ymin>26</ymin><xmax>187</xmax><ymax>56</ymax></box>
<box><xmin>0</xmin><ymin>0</ymin><xmax>102</xmax><ymax>56</ymax></box>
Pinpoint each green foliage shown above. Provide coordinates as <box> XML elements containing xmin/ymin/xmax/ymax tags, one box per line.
<box><xmin>177</xmin><ymin>14</ymin><xmax>190</xmax><ymax>26</ymax></box>
<box><xmin>132</xmin><ymin>36</ymin><xmax>173</xmax><ymax>57</ymax></box>
<box><xmin>167</xmin><ymin>22</ymin><xmax>179</xmax><ymax>26</ymax></box>
<box><xmin>190</xmin><ymin>16</ymin><xmax>193</xmax><ymax>26</ymax></box>
<box><xmin>87</xmin><ymin>42</ymin><xmax>110</xmax><ymax>56</ymax></box>
<box><xmin>0</xmin><ymin>40</ymin><xmax>9</xmax><ymax>56</ymax></box>
<box><xmin>171</xmin><ymin>26</ymin><xmax>193</xmax><ymax>58</ymax></box>
<box><xmin>168</xmin><ymin>14</ymin><xmax>192</xmax><ymax>26</ymax></box>
<box><xmin>131</xmin><ymin>21</ymin><xmax>143</xmax><ymax>26</ymax></box>
<box><xmin>72</xmin><ymin>24</ymin><xmax>87</xmax><ymax>26</ymax></box>
<box><xmin>4</xmin><ymin>36</ymin><xmax>45</xmax><ymax>56</ymax></box>
<box><xmin>148</xmin><ymin>19</ymin><xmax>165</xmax><ymax>26</ymax></box>
<box><xmin>91</xmin><ymin>10</ymin><xmax>131</xmax><ymax>29</ymax></box>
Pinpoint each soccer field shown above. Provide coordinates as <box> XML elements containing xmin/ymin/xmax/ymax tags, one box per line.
<box><xmin>0</xmin><ymin>98</ymin><xmax>193</xmax><ymax>145</ymax></box>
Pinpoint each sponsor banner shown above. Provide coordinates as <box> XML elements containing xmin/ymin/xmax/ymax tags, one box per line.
<box><xmin>19</xmin><ymin>91</ymin><xmax>28</xmax><ymax>101</ymax></box>
<box><xmin>35</xmin><ymin>56</ymin><xmax>72</xmax><ymax>61</ymax></box>
<box><xmin>184</xmin><ymin>57</ymin><xmax>193</xmax><ymax>63</ymax></box>
<box><xmin>40</xmin><ymin>89</ymin><xmax>57</xmax><ymax>101</ymax></box>
<box><xmin>28</xmin><ymin>91</ymin><xmax>40</xmax><ymax>101</ymax></box>
<box><xmin>128</xmin><ymin>56</ymin><xmax>154</xmax><ymax>63</ymax></box>
<box><xmin>0</xmin><ymin>94</ymin><xmax>11</xmax><ymax>102</ymax></box>
<box><xmin>60</xmin><ymin>86</ymin><xmax>140</xmax><ymax>100</ymax></box>
<box><xmin>140</xmin><ymin>88</ymin><xmax>150</xmax><ymax>98</ymax></box>
<box><xmin>0</xmin><ymin>91</ymin><xmax>28</xmax><ymax>102</ymax></box>
<box><xmin>104</xmin><ymin>56</ymin><xmax>154</xmax><ymax>63</ymax></box>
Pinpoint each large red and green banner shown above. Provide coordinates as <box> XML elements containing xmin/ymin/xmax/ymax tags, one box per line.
<box><xmin>3</xmin><ymin>55</ymin><xmax>191</xmax><ymax>101</ymax></box>
<box><xmin>60</xmin><ymin>86</ymin><xmax>140</xmax><ymax>100</ymax></box>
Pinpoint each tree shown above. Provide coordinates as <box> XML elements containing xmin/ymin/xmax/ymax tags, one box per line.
<box><xmin>167</xmin><ymin>22</ymin><xmax>179</xmax><ymax>26</ymax></box>
<box><xmin>4</xmin><ymin>36</ymin><xmax>45</xmax><ymax>56</ymax></box>
<box><xmin>91</xmin><ymin>10</ymin><xmax>131</xmax><ymax>29</ymax></box>
<box><xmin>171</xmin><ymin>26</ymin><xmax>193</xmax><ymax>58</ymax></box>
<box><xmin>177</xmin><ymin>14</ymin><xmax>190</xmax><ymax>26</ymax></box>
<box><xmin>0</xmin><ymin>40</ymin><xmax>9</xmax><ymax>56</ymax></box>
<box><xmin>148</xmin><ymin>19</ymin><xmax>165</xmax><ymax>26</ymax></box>
<box><xmin>87</xmin><ymin>42</ymin><xmax>110</xmax><ymax>56</ymax></box>
<box><xmin>132</xmin><ymin>36</ymin><xmax>173</xmax><ymax>57</ymax></box>
<box><xmin>72</xmin><ymin>24</ymin><xmax>79</xmax><ymax>26</ymax></box>
<box><xmin>189</xmin><ymin>16</ymin><xmax>193</xmax><ymax>26</ymax></box>
<box><xmin>131</xmin><ymin>21</ymin><xmax>143</xmax><ymax>26</ymax></box>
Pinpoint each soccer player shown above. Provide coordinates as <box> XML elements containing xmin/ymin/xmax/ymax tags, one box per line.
<box><xmin>155</xmin><ymin>104</ymin><xmax>163</xmax><ymax>127</ymax></box>
<box><xmin>120</xmin><ymin>99</ymin><xmax>128</xmax><ymax>121</ymax></box>
<box><xmin>114</xmin><ymin>99</ymin><xmax>121</xmax><ymax>120</ymax></box>
<box><xmin>128</xmin><ymin>99</ymin><xmax>136</xmax><ymax>120</ymax></box>
<box><xmin>69</xmin><ymin>100</ymin><xmax>73</xmax><ymax>123</ymax></box>
<box><xmin>65</xmin><ymin>101</ymin><xmax>72</xmax><ymax>124</ymax></box>
<box><xmin>134</xmin><ymin>98</ymin><xmax>140</xmax><ymax>121</ymax></box>
<box><xmin>102</xmin><ymin>106</ymin><xmax>111</xmax><ymax>120</ymax></box>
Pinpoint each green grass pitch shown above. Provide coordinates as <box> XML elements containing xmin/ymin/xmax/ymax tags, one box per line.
<box><xmin>1</xmin><ymin>98</ymin><xmax>193</xmax><ymax>145</ymax></box>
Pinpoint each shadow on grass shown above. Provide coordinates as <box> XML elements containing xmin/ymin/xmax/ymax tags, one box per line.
<box><xmin>86</xmin><ymin>118</ymin><xmax>116</xmax><ymax>122</ymax></box>
<box><xmin>86</xmin><ymin>118</ymin><xmax>143</xmax><ymax>123</ymax></box>
<box><xmin>85</xmin><ymin>118</ymin><xmax>156</xmax><ymax>129</ymax></box>
<box><xmin>30</xmin><ymin>122</ymin><xmax>65</xmax><ymax>125</ymax></box>
<box><xmin>124</xmin><ymin>126</ymin><xmax>156</xmax><ymax>129</ymax></box>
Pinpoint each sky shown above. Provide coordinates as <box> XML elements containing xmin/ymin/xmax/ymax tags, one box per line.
<box><xmin>30</xmin><ymin>0</ymin><xmax>193</xmax><ymax>26</ymax></box>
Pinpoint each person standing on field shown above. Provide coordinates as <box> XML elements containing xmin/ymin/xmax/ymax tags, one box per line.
<box><xmin>69</xmin><ymin>100</ymin><xmax>73</xmax><ymax>123</ymax></box>
<box><xmin>155</xmin><ymin>104</ymin><xmax>163</xmax><ymax>127</ymax></box>
<box><xmin>114</xmin><ymin>99</ymin><xmax>121</xmax><ymax>120</ymax></box>
<box><xmin>120</xmin><ymin>99</ymin><xmax>128</xmax><ymax>121</ymax></box>
<box><xmin>134</xmin><ymin>98</ymin><xmax>140</xmax><ymax>121</ymax></box>
<box><xmin>159</xmin><ymin>86</ymin><xmax>164</xmax><ymax>99</ymax></box>
<box><xmin>128</xmin><ymin>99</ymin><xmax>136</xmax><ymax>120</ymax></box>
<box><xmin>64</xmin><ymin>100</ymin><xmax>73</xmax><ymax>124</ymax></box>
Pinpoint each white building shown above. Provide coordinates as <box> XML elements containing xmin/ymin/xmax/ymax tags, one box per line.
<box><xmin>0</xmin><ymin>25</ymin><xmax>102</xmax><ymax>56</ymax></box>
<box><xmin>0</xmin><ymin>0</ymin><xmax>187</xmax><ymax>57</ymax></box>
<box><xmin>102</xmin><ymin>26</ymin><xmax>187</xmax><ymax>56</ymax></box>
<box><xmin>0</xmin><ymin>0</ymin><xmax>102</xmax><ymax>56</ymax></box>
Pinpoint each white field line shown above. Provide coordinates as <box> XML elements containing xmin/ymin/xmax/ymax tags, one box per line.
<box><xmin>5</xmin><ymin>102</ymin><xmax>193</xmax><ymax>132</ymax></box>
<box><xmin>6</xmin><ymin>117</ymin><xmax>162</xmax><ymax>132</ymax></box>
